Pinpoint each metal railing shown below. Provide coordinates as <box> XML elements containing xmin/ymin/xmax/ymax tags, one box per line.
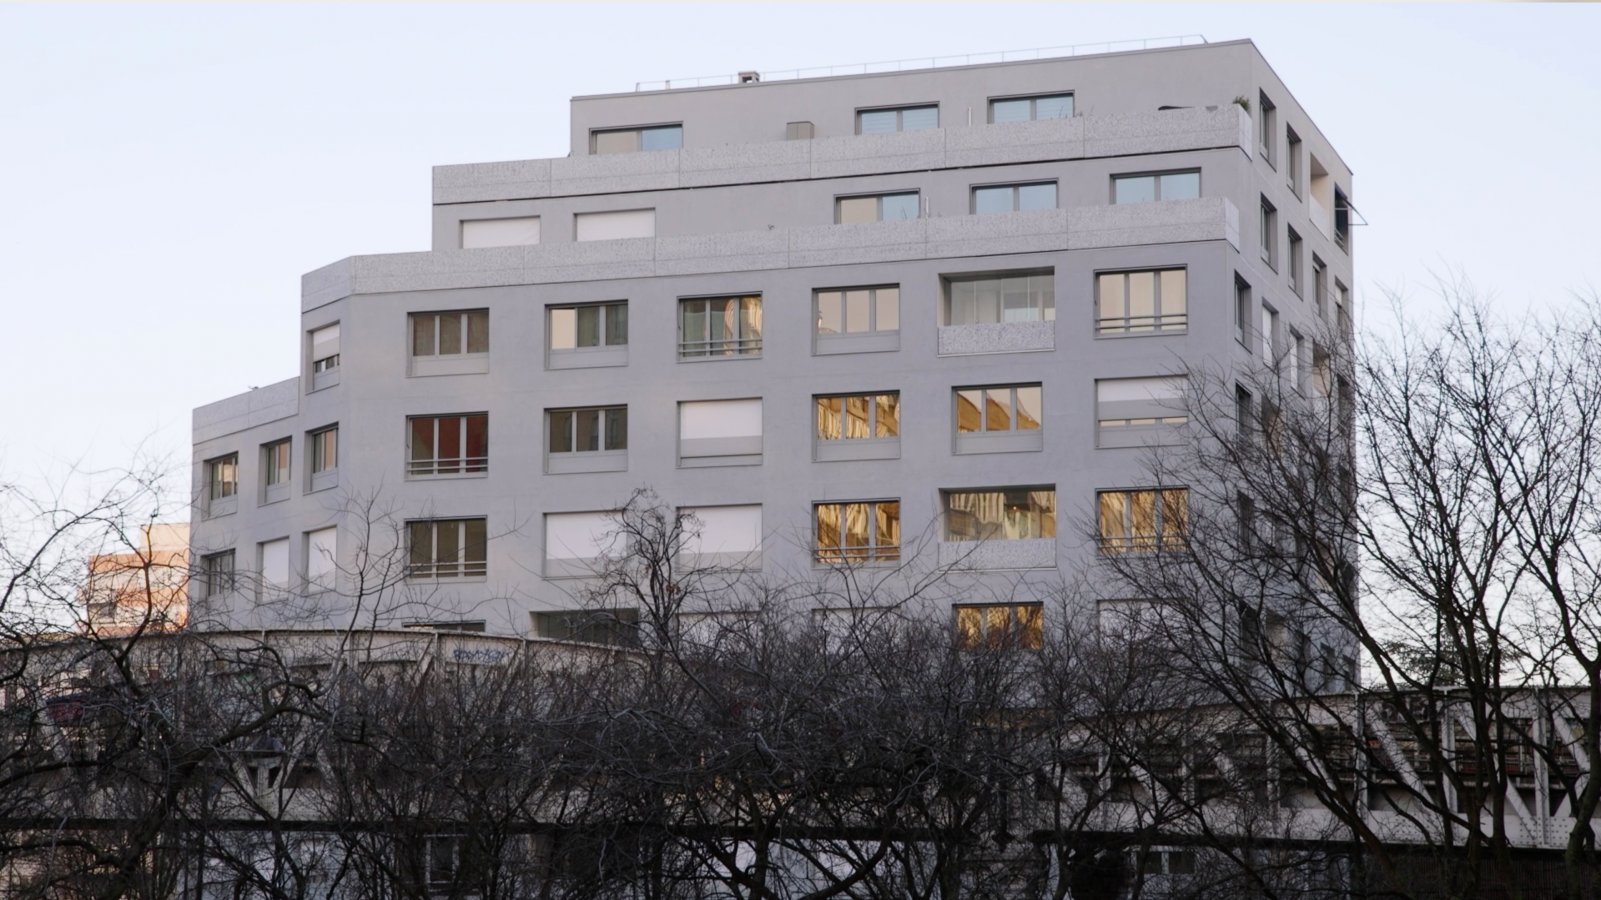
<box><xmin>678</xmin><ymin>337</ymin><xmax>762</xmax><ymax>358</ymax></box>
<box><xmin>636</xmin><ymin>35</ymin><xmax>1207</xmax><ymax>92</ymax></box>
<box><xmin>407</xmin><ymin>456</ymin><xmax>489</xmax><ymax>477</ymax></box>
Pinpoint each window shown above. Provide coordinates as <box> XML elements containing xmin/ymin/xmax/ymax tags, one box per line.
<box><xmin>814</xmin><ymin>501</ymin><xmax>900</xmax><ymax>563</ymax></box>
<box><xmin>259</xmin><ymin>538</ymin><xmax>289</xmax><ymax>595</ymax></box>
<box><xmin>816</xmin><ymin>393</ymin><xmax>899</xmax><ymax>441</ymax></box>
<box><xmin>1334</xmin><ymin>186</ymin><xmax>1351</xmax><ymax>252</ymax></box>
<box><xmin>411</xmin><ymin>310</ymin><xmax>489</xmax><ymax>357</ymax></box>
<box><xmin>956</xmin><ymin>385</ymin><xmax>1041</xmax><ymax>433</ymax></box>
<box><xmin>549</xmin><ymin>302</ymin><xmax>627</xmax><ymax>350</ymax></box>
<box><xmin>1261</xmin><ymin>306</ymin><xmax>1278</xmax><ymax>364</ymax></box>
<box><xmin>309</xmin><ymin>324</ymin><xmax>340</xmax><ymax>390</ymax></box>
<box><xmin>262</xmin><ymin>439</ymin><xmax>291</xmax><ymax>503</ymax></box>
<box><xmin>408</xmin><ymin>414</ymin><xmax>488</xmax><ymax>476</ymax></box>
<box><xmin>1097</xmin><ymin>269</ymin><xmax>1187</xmax><ymax>335</ymax></box>
<box><xmin>955</xmin><ymin>604</ymin><xmax>1043</xmax><ymax>650</ymax></box>
<box><xmin>680</xmin><ymin>505</ymin><xmax>762</xmax><ymax>569</ymax></box>
<box><xmin>945</xmin><ymin>489</ymin><xmax>1056</xmax><ymax>541</ymax></box>
<box><xmin>534</xmin><ymin>608</ymin><xmax>640</xmax><ymax>645</ymax></box>
<box><xmin>1257</xmin><ymin>91</ymin><xmax>1277</xmax><ymax>167</ymax></box>
<box><xmin>1259</xmin><ymin>196</ymin><xmax>1277</xmax><ymax>268</ymax></box>
<box><xmin>576</xmin><ymin>209</ymin><xmax>655</xmax><ymax>241</ymax></box>
<box><xmin>943</xmin><ymin>271</ymin><xmax>1054</xmax><ymax>325</ymax></box>
<box><xmin>1235</xmin><ymin>385</ymin><xmax>1255</xmax><ymax>443</ymax></box>
<box><xmin>1096</xmin><ymin>377</ymin><xmax>1187</xmax><ymax>448</ymax></box>
<box><xmin>544</xmin><ymin>511</ymin><xmax>620</xmax><ymax>577</ymax></box>
<box><xmin>814</xmin><ymin>285</ymin><xmax>898</xmax><ymax>354</ymax></box>
<box><xmin>1336</xmin><ymin>281</ymin><xmax>1352</xmax><ymax>338</ymax></box>
<box><xmin>836</xmin><ymin>192</ymin><xmax>919</xmax><ymax>223</ymax></box>
<box><xmin>1112</xmin><ymin>171</ymin><xmax>1200</xmax><ymax>204</ymax></box>
<box><xmin>207</xmin><ymin>454</ymin><xmax>238</xmax><ymax>503</ymax></box>
<box><xmin>461</xmin><ymin>216</ymin><xmax>540</xmax><ymax>249</ymax></box>
<box><xmin>679</xmin><ymin>399</ymin><xmax>762</xmax><ymax>466</ymax></box>
<box><xmin>408</xmin><ymin>519</ymin><xmax>487</xmax><ymax>579</ymax></box>
<box><xmin>1098</xmin><ymin>489</ymin><xmax>1188</xmax><ymax>551</ymax></box>
<box><xmin>989</xmin><ymin>93</ymin><xmax>1073</xmax><ymax>123</ymax></box>
<box><xmin>1235</xmin><ymin>277</ymin><xmax>1252</xmax><ymax>345</ymax></box>
<box><xmin>309</xmin><ymin>427</ymin><xmax>337</xmax><ymax>477</ymax></box>
<box><xmin>549</xmin><ymin>407</ymin><xmax>626</xmax><ymax>452</ymax></box>
<box><xmin>1313</xmin><ymin>257</ymin><xmax>1329</xmax><ymax>318</ymax></box>
<box><xmin>679</xmin><ymin>295</ymin><xmax>761</xmax><ymax>358</ymax></box>
<box><xmin>857</xmin><ymin>105</ymin><xmax>937</xmax><ymax>134</ymax></box>
<box><xmin>1290</xmin><ymin>331</ymin><xmax>1308</xmax><ymax>393</ymax></box>
<box><xmin>201</xmin><ymin>550</ymin><xmax>235</xmax><ymax>598</ymax></box>
<box><xmin>591</xmin><ymin>124</ymin><xmax>682</xmax><ymax>154</ymax></box>
<box><xmin>1288</xmin><ymin>228</ymin><xmax>1304</xmax><ymax>296</ymax></box>
<box><xmin>305</xmin><ymin>527</ymin><xmax>336</xmax><ymax>593</ymax></box>
<box><xmin>972</xmin><ymin>182</ymin><xmax>1056</xmax><ymax>214</ymax></box>
<box><xmin>1286</xmin><ymin>126</ymin><xmax>1302</xmax><ymax>197</ymax></box>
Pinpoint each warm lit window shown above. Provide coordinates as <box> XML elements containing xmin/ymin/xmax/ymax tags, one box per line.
<box><xmin>943</xmin><ymin>271</ymin><xmax>1055</xmax><ymax>325</ymax></box>
<box><xmin>945</xmin><ymin>489</ymin><xmax>1055</xmax><ymax>541</ymax></box>
<box><xmin>1113</xmin><ymin>171</ymin><xmax>1200</xmax><ymax>204</ymax></box>
<box><xmin>989</xmin><ymin>93</ymin><xmax>1073</xmax><ymax>123</ymax></box>
<box><xmin>408</xmin><ymin>519</ymin><xmax>487</xmax><ymax>579</ymax></box>
<box><xmin>680</xmin><ymin>296</ymin><xmax>761</xmax><ymax>358</ymax></box>
<box><xmin>1098</xmin><ymin>489</ymin><xmax>1188</xmax><ymax>552</ymax></box>
<box><xmin>955</xmin><ymin>385</ymin><xmax>1041</xmax><ymax>434</ymax></box>
<box><xmin>310</xmin><ymin>427</ymin><xmax>338</xmax><ymax>475</ymax></box>
<box><xmin>972</xmin><ymin>182</ymin><xmax>1056</xmax><ymax>214</ymax></box>
<box><xmin>207</xmin><ymin>455</ymin><xmax>238</xmax><ymax>502</ymax></box>
<box><xmin>836</xmin><ymin>192</ymin><xmax>919</xmax><ymax>224</ymax></box>
<box><xmin>955</xmin><ymin>603</ymin><xmax>1043</xmax><ymax>650</ymax></box>
<box><xmin>549</xmin><ymin>302</ymin><xmax>627</xmax><ymax>350</ymax></box>
<box><xmin>814</xmin><ymin>501</ymin><xmax>900</xmax><ymax>563</ymax></box>
<box><xmin>1097</xmin><ymin>269</ymin><xmax>1187</xmax><ymax>335</ymax></box>
<box><xmin>408</xmin><ymin>415</ymin><xmax>488</xmax><ymax>476</ymax></box>
<box><xmin>816</xmin><ymin>394</ymin><xmax>899</xmax><ymax>441</ymax></box>
<box><xmin>857</xmin><ymin>105</ymin><xmax>937</xmax><ymax>134</ymax></box>
<box><xmin>815</xmin><ymin>286</ymin><xmax>898</xmax><ymax>335</ymax></box>
<box><xmin>548</xmin><ymin>407</ymin><xmax>627</xmax><ymax>454</ymax></box>
<box><xmin>591</xmin><ymin>125</ymin><xmax>682</xmax><ymax>154</ymax></box>
<box><xmin>412</xmin><ymin>311</ymin><xmax>489</xmax><ymax>357</ymax></box>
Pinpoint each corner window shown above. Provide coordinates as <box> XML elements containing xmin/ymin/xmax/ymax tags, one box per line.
<box><xmin>461</xmin><ymin>216</ymin><xmax>540</xmax><ymax>249</ymax></box>
<box><xmin>309</xmin><ymin>324</ymin><xmax>340</xmax><ymax>390</ymax></box>
<box><xmin>412</xmin><ymin>311</ymin><xmax>489</xmax><ymax>357</ymax></box>
<box><xmin>1096</xmin><ymin>377</ymin><xmax>1188</xmax><ymax>449</ymax></box>
<box><xmin>944</xmin><ymin>489</ymin><xmax>1056</xmax><ymax>541</ymax></box>
<box><xmin>943</xmin><ymin>271</ymin><xmax>1055</xmax><ymax>325</ymax></box>
<box><xmin>1098</xmin><ymin>489</ymin><xmax>1188</xmax><ymax>552</ymax></box>
<box><xmin>814</xmin><ymin>501</ymin><xmax>900</xmax><ymax>563</ymax></box>
<box><xmin>576</xmin><ymin>209</ymin><xmax>655</xmax><ymax>241</ymax></box>
<box><xmin>408</xmin><ymin>518</ymin><xmax>487</xmax><ymax>580</ymax></box>
<box><xmin>989</xmin><ymin>93</ymin><xmax>1073</xmax><ymax>123</ymax></box>
<box><xmin>201</xmin><ymin>550</ymin><xmax>235</xmax><ymax>598</ymax></box>
<box><xmin>591</xmin><ymin>124</ymin><xmax>682</xmax><ymax>154</ymax></box>
<box><xmin>955</xmin><ymin>603</ymin><xmax>1043</xmax><ymax>650</ymax></box>
<box><xmin>836</xmin><ymin>192</ymin><xmax>919</xmax><ymax>224</ymax></box>
<box><xmin>1257</xmin><ymin>92</ymin><xmax>1277</xmax><ymax>167</ymax></box>
<box><xmin>1113</xmin><ymin>171</ymin><xmax>1200</xmax><ymax>204</ymax></box>
<box><xmin>954</xmin><ymin>385</ymin><xmax>1042</xmax><ymax>454</ymax></box>
<box><xmin>1097</xmin><ymin>269</ymin><xmax>1187</xmax><ymax>335</ymax></box>
<box><xmin>546</xmin><ymin>407</ymin><xmax>628</xmax><ymax>475</ymax></box>
<box><xmin>972</xmin><ymin>182</ymin><xmax>1056</xmax><ymax>214</ymax></box>
<box><xmin>857</xmin><ymin>105</ymin><xmax>937</xmax><ymax>134</ymax></box>
<box><xmin>408</xmin><ymin>414</ymin><xmax>488</xmax><ymax>477</ymax></box>
<box><xmin>308</xmin><ymin>426</ymin><xmax>337</xmax><ymax>491</ymax></box>
<box><xmin>679</xmin><ymin>295</ymin><xmax>761</xmax><ymax>358</ymax></box>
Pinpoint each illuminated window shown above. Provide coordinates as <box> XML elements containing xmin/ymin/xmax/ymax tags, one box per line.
<box><xmin>814</xmin><ymin>501</ymin><xmax>900</xmax><ymax>563</ymax></box>
<box><xmin>955</xmin><ymin>603</ymin><xmax>1043</xmax><ymax>650</ymax></box>
<box><xmin>1098</xmin><ymin>489</ymin><xmax>1188</xmax><ymax>552</ymax></box>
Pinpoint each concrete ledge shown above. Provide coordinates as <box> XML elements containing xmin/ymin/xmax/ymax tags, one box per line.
<box><xmin>810</xmin><ymin>130</ymin><xmax>946</xmax><ymax>179</ymax></box>
<box><xmin>655</xmin><ymin>231</ymin><xmax>790</xmax><ymax>276</ymax></box>
<box><xmin>193</xmin><ymin>377</ymin><xmax>300</xmax><ymax>444</ymax></box>
<box><xmin>550</xmin><ymin>150</ymin><xmax>682</xmax><ymax>196</ymax></box>
<box><xmin>1083</xmin><ymin>107</ymin><xmax>1248</xmax><ymax>158</ymax></box>
<box><xmin>432</xmin><ymin>159</ymin><xmax>553</xmax><ymax>204</ymax></box>
<box><xmin>681</xmin><ymin>141</ymin><xmax>811</xmax><ymax>188</ymax></box>
<box><xmin>938</xmin><ymin>321</ymin><xmax>1055</xmax><ymax>356</ymax></box>
<box><xmin>938</xmin><ymin>538</ymin><xmax>1057</xmax><ymax>570</ymax></box>
<box><xmin>789</xmin><ymin>219</ymin><xmax>927</xmax><ymax>268</ymax></box>
<box><xmin>1068</xmin><ymin>196</ymin><xmax>1238</xmax><ymax>251</ymax></box>
<box><xmin>945</xmin><ymin>117</ymin><xmax>1085</xmax><ymax>168</ymax></box>
<box><xmin>926</xmin><ymin>208</ymin><xmax>1068</xmax><ymax>258</ymax></box>
<box><xmin>302</xmin><ymin>258</ymin><xmax>353</xmax><ymax>312</ymax></box>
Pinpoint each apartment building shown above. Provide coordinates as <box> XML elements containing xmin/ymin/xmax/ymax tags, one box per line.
<box><xmin>188</xmin><ymin>38</ymin><xmax>1354</xmax><ymax>641</ymax></box>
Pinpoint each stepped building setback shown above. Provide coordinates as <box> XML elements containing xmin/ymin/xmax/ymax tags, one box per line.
<box><xmin>189</xmin><ymin>38</ymin><xmax>1354</xmax><ymax>641</ymax></box>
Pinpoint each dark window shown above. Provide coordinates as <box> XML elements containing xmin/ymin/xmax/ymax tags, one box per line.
<box><xmin>409</xmin><ymin>415</ymin><xmax>488</xmax><ymax>475</ymax></box>
<box><xmin>411</xmin><ymin>310</ymin><xmax>489</xmax><ymax>357</ymax></box>
<box><xmin>407</xmin><ymin>518</ymin><xmax>488</xmax><ymax>579</ymax></box>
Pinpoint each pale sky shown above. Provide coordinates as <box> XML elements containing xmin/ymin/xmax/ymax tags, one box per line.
<box><xmin>2</xmin><ymin>4</ymin><xmax>1598</xmax><ymax>485</ymax></box>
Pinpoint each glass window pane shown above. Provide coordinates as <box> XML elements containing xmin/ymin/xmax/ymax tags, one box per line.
<box><xmin>464</xmin><ymin>519</ymin><xmax>487</xmax><ymax>568</ymax></box>
<box><xmin>594</xmin><ymin>130</ymin><xmax>637</xmax><ymax>154</ymax></box>
<box><xmin>409</xmin><ymin>522</ymin><xmax>433</xmax><ymax>574</ymax></box>
<box><xmin>875</xmin><ymin>287</ymin><xmax>899</xmax><ymax>331</ymax></box>
<box><xmin>680</xmin><ymin>301</ymin><xmax>706</xmax><ymax>354</ymax></box>
<box><xmin>1162</xmin><ymin>490</ymin><xmax>1188</xmax><ymax>548</ymax></box>
<box><xmin>640</xmin><ymin>125</ymin><xmax>682</xmax><ymax>151</ymax></box>
<box><xmin>973</xmin><ymin>187</ymin><xmax>1013</xmax><ymax>215</ymax></box>
<box><xmin>1001</xmin><ymin>276</ymin><xmax>1034</xmax><ymax>323</ymax></box>
<box><xmin>956</xmin><ymin>607</ymin><xmax>982</xmax><ymax>649</ymax></box>
<box><xmin>876</xmin><ymin>502</ymin><xmax>899</xmax><ymax>558</ymax></box>
<box><xmin>437</xmin><ymin>416</ymin><xmax>462</xmax><ymax>470</ymax></box>
<box><xmin>985</xmin><ymin>389</ymin><xmax>1012</xmax><ymax>432</ymax></box>
<box><xmin>575</xmin><ymin>409</ymin><xmax>600</xmax><ymax>452</ymax></box>
<box><xmin>1161</xmin><ymin>270</ymin><xmax>1187</xmax><ymax>320</ymax></box>
<box><xmin>466</xmin><ymin>415</ymin><xmax>488</xmax><ymax>470</ymax></box>
<box><xmin>1114</xmin><ymin>176</ymin><xmax>1155</xmax><ymax>204</ymax></box>
<box><xmin>876</xmin><ymin>394</ymin><xmax>899</xmax><ymax>438</ymax></box>
<box><xmin>816</xmin><ymin>292</ymin><xmax>842</xmax><ymax>335</ymax></box>
<box><xmin>858</xmin><ymin>109</ymin><xmax>897</xmax><ymax>135</ymax></box>
<box><xmin>576</xmin><ymin>306</ymin><xmax>601</xmax><ymax>347</ymax></box>
<box><xmin>1035</xmin><ymin>95</ymin><xmax>1073</xmax><ymax>120</ymax></box>
<box><xmin>412</xmin><ymin>315</ymin><xmax>435</xmax><ymax>356</ymax></box>
<box><xmin>838</xmin><ymin>196</ymin><xmax>877</xmax><ymax>224</ymax></box>
<box><xmin>1131</xmin><ymin>491</ymin><xmax>1158</xmax><ymax>547</ymax></box>
<box><xmin>467</xmin><ymin>311</ymin><xmax>489</xmax><ymax>353</ymax></box>
<box><xmin>816</xmin><ymin>504</ymin><xmax>841</xmax><ymax>555</ymax></box>
<box><xmin>845</xmin><ymin>395</ymin><xmax>870</xmax><ymax>439</ymax></box>
<box><xmin>956</xmin><ymin>390</ymin><xmax>984</xmax><ymax>433</ymax></box>
<box><xmin>991</xmin><ymin>99</ymin><xmax>1031</xmax><ymax>123</ymax></box>
<box><xmin>900</xmin><ymin>106</ymin><xmax>938</xmax><ymax>131</ymax></box>
<box><xmin>603</xmin><ymin>408</ymin><xmax>627</xmax><ymax>450</ymax></box>
<box><xmin>549</xmin><ymin>411</ymin><xmax>573</xmax><ymax>454</ymax></box>
<box><xmin>1098</xmin><ymin>273</ymin><xmax>1125</xmax><ymax>323</ymax></box>
<box><xmin>436</xmin><ymin>520</ymin><xmax>461</xmax><ymax>576</ymax></box>
<box><xmin>947</xmin><ymin>280</ymin><xmax>974</xmax><ymax>326</ymax></box>
<box><xmin>1034</xmin><ymin>273</ymin><xmax>1056</xmax><ymax>320</ymax></box>
<box><xmin>881</xmin><ymin>193</ymin><xmax>919</xmax><ymax>221</ymax></box>
<box><xmin>1015</xmin><ymin>386</ymin><xmax>1041</xmax><ymax>430</ymax></box>
<box><xmin>1017</xmin><ymin>605</ymin><xmax>1044</xmax><ymax>648</ymax></box>
<box><xmin>1017</xmin><ymin>183</ymin><xmax>1056</xmax><ymax>211</ymax></box>
<box><xmin>1128</xmin><ymin>272</ymin><xmax>1156</xmax><ymax>327</ymax></box>
<box><xmin>816</xmin><ymin>396</ymin><xmax>841</xmax><ymax>440</ymax></box>
<box><xmin>605</xmin><ymin>303</ymin><xmax>628</xmax><ymax>345</ymax></box>
<box><xmin>1100</xmin><ymin>493</ymin><xmax>1128</xmax><ymax>543</ymax></box>
<box><xmin>549</xmin><ymin>308</ymin><xmax>577</xmax><ymax>350</ymax></box>
<box><xmin>1160</xmin><ymin>172</ymin><xmax>1200</xmax><ymax>200</ymax></box>
<box><xmin>740</xmin><ymin>296</ymin><xmax>762</xmax><ymax>347</ymax></box>
<box><xmin>844</xmin><ymin>290</ymin><xmax>871</xmax><ymax>333</ymax></box>
<box><xmin>844</xmin><ymin>503</ymin><xmax>870</xmax><ymax>557</ymax></box>
<box><xmin>439</xmin><ymin>314</ymin><xmax>462</xmax><ymax>355</ymax></box>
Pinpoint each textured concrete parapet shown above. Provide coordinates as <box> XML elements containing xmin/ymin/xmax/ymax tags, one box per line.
<box><xmin>788</xmin><ymin>219</ymin><xmax>928</xmax><ymax>268</ymax></box>
<box><xmin>680</xmin><ymin>141</ymin><xmax>812</xmax><ymax>188</ymax></box>
<box><xmin>302</xmin><ymin>258</ymin><xmax>353</xmax><ymax>312</ymax></box>
<box><xmin>945</xmin><ymin>117</ymin><xmax>1085</xmax><ymax>168</ymax></box>
<box><xmin>926</xmin><ymin>208</ymin><xmax>1069</xmax><ymax>258</ymax></box>
<box><xmin>432</xmin><ymin>159</ymin><xmax>554</xmax><ymax>204</ymax></box>
<box><xmin>1068</xmin><ymin>196</ymin><xmax>1239</xmax><ymax>251</ymax></box>
<box><xmin>938</xmin><ymin>321</ymin><xmax>1056</xmax><ymax>357</ymax></box>
<box><xmin>809</xmin><ymin>130</ymin><xmax>946</xmax><ymax>180</ymax></box>
<box><xmin>937</xmin><ymin>538</ymin><xmax>1057</xmax><ymax>570</ymax></box>
<box><xmin>655</xmin><ymin>230</ymin><xmax>790</xmax><ymax>276</ymax></box>
<box><xmin>1083</xmin><ymin>107</ymin><xmax>1248</xmax><ymax>158</ymax></box>
<box><xmin>193</xmin><ymin>377</ymin><xmax>300</xmax><ymax>444</ymax></box>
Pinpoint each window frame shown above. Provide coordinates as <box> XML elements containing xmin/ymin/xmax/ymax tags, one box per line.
<box><xmin>1111</xmin><ymin>170</ymin><xmax>1201</xmax><ymax>204</ymax></box>
<box><xmin>406</xmin><ymin>518</ymin><xmax>488</xmax><ymax>581</ymax></box>
<box><xmin>813</xmin><ymin>284</ymin><xmax>900</xmax><ymax>355</ymax></box>
<box><xmin>1095</xmin><ymin>267</ymin><xmax>1188</xmax><ymax>336</ymax></box>
<box><xmin>814</xmin><ymin>393</ymin><xmax>900</xmax><ymax>442</ymax></box>
<box><xmin>1234</xmin><ymin>276</ymin><xmax>1252</xmax><ymax>346</ymax></box>
<box><xmin>855</xmin><ymin>104</ymin><xmax>938</xmax><ymax>135</ymax></box>
<box><xmin>1259</xmin><ymin>196</ymin><xmax>1277</xmax><ymax>269</ymax></box>
<box><xmin>262</xmin><ymin>439</ymin><xmax>291</xmax><ymax>504</ymax></box>
<box><xmin>986</xmin><ymin>92</ymin><xmax>1074</xmax><ymax>124</ymax></box>
<box><xmin>813</xmin><ymin>499</ymin><xmax>901</xmax><ymax>564</ymax></box>
<box><xmin>954</xmin><ymin>603</ymin><xmax>1044</xmax><ymax>650</ymax></box>
<box><xmin>547</xmin><ymin>406</ymin><xmax>628</xmax><ymax>454</ymax></box>
<box><xmin>941</xmin><ymin>269</ymin><xmax>1056</xmax><ymax>327</ymax></box>
<box><xmin>942</xmin><ymin>487</ymin><xmax>1057</xmax><ymax>542</ymax></box>
<box><xmin>1097</xmin><ymin>487</ymin><xmax>1189</xmax><ymax>552</ymax></box>
<box><xmin>970</xmin><ymin>181</ymin><xmax>1058</xmax><ymax>215</ymax></box>
<box><xmin>678</xmin><ymin>294</ymin><xmax>763</xmax><ymax>360</ymax></box>
<box><xmin>407</xmin><ymin>413</ymin><xmax>489</xmax><ymax>478</ymax></box>
<box><xmin>410</xmin><ymin>310</ymin><xmax>489</xmax><ymax>358</ymax></box>
<box><xmin>201</xmin><ymin>549</ymin><xmax>235</xmax><ymax>598</ymax></box>
<box><xmin>834</xmin><ymin>191</ymin><xmax>920</xmax><ymax>224</ymax></box>
<box><xmin>1286</xmin><ymin>125</ymin><xmax>1303</xmax><ymax>198</ymax></box>
<box><xmin>1287</xmin><ymin>227</ymin><xmax>1304</xmax><ymax>297</ymax></box>
<box><xmin>308</xmin><ymin>426</ymin><xmax>338</xmax><ymax>492</ymax></box>
<box><xmin>206</xmin><ymin>454</ymin><xmax>239</xmax><ymax>504</ymax></box>
<box><xmin>1095</xmin><ymin>376</ymin><xmax>1189</xmax><ymax>449</ymax></box>
<box><xmin>1257</xmin><ymin>91</ymin><xmax>1277</xmax><ymax>168</ymax></box>
<box><xmin>589</xmin><ymin>124</ymin><xmax>683</xmax><ymax>155</ymax></box>
<box><xmin>954</xmin><ymin>384</ymin><xmax>1043</xmax><ymax>436</ymax></box>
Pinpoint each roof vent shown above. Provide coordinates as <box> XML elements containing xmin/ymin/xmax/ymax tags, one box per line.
<box><xmin>738</xmin><ymin>71</ymin><xmax>761</xmax><ymax>84</ymax></box>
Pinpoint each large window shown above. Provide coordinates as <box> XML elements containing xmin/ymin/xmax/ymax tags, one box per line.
<box><xmin>1097</xmin><ymin>269</ymin><xmax>1187</xmax><ymax>335</ymax></box>
<box><xmin>550</xmin><ymin>302</ymin><xmax>627</xmax><ymax>350</ymax></box>
<box><xmin>972</xmin><ymin>182</ymin><xmax>1056</xmax><ymax>214</ymax></box>
<box><xmin>1113</xmin><ymin>171</ymin><xmax>1200</xmax><ymax>204</ymax></box>
<box><xmin>816</xmin><ymin>393</ymin><xmax>899</xmax><ymax>441</ymax></box>
<box><xmin>989</xmin><ymin>93</ymin><xmax>1072</xmax><ymax>123</ymax></box>
<box><xmin>680</xmin><ymin>295</ymin><xmax>761</xmax><ymax>358</ymax></box>
<box><xmin>815</xmin><ymin>286</ymin><xmax>898</xmax><ymax>354</ymax></box>
<box><xmin>1098</xmin><ymin>489</ymin><xmax>1188</xmax><ymax>552</ymax></box>
<box><xmin>409</xmin><ymin>414</ymin><xmax>488</xmax><ymax>476</ymax></box>
<box><xmin>679</xmin><ymin>399</ymin><xmax>762</xmax><ymax>466</ymax></box>
<box><xmin>202</xmin><ymin>550</ymin><xmax>235</xmax><ymax>598</ymax></box>
<box><xmin>945</xmin><ymin>489</ymin><xmax>1056</xmax><ymax>541</ymax></box>
<box><xmin>857</xmin><ymin>105</ymin><xmax>937</xmax><ymax>134</ymax></box>
<box><xmin>592</xmin><ymin>124</ymin><xmax>682</xmax><ymax>154</ymax></box>
<box><xmin>408</xmin><ymin>518</ymin><xmax>487</xmax><ymax>579</ymax></box>
<box><xmin>412</xmin><ymin>311</ymin><xmax>489</xmax><ymax>357</ymax></box>
<box><xmin>956</xmin><ymin>385</ymin><xmax>1041</xmax><ymax>434</ymax></box>
<box><xmin>836</xmin><ymin>192</ymin><xmax>919</xmax><ymax>224</ymax></box>
<box><xmin>207</xmin><ymin>455</ymin><xmax>238</xmax><ymax>503</ymax></box>
<box><xmin>549</xmin><ymin>407</ymin><xmax>627</xmax><ymax>454</ymax></box>
<box><xmin>544</xmin><ymin>511</ymin><xmax>621</xmax><ymax>577</ymax></box>
<box><xmin>955</xmin><ymin>603</ymin><xmax>1043</xmax><ymax>650</ymax></box>
<box><xmin>1096</xmin><ymin>377</ymin><xmax>1188</xmax><ymax>448</ymax></box>
<box><xmin>680</xmin><ymin>505</ymin><xmax>762</xmax><ymax>569</ymax></box>
<box><xmin>814</xmin><ymin>501</ymin><xmax>900</xmax><ymax>563</ymax></box>
<box><xmin>944</xmin><ymin>271</ymin><xmax>1055</xmax><ymax>325</ymax></box>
